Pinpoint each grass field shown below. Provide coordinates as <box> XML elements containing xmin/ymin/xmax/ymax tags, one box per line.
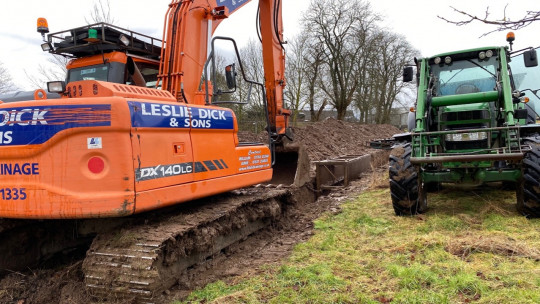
<box><xmin>176</xmin><ymin>174</ymin><xmax>540</xmax><ymax>304</ymax></box>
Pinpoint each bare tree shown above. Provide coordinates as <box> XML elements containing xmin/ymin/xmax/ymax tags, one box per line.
<box><xmin>285</xmin><ymin>34</ymin><xmax>313</xmax><ymax>125</ymax></box>
<box><xmin>86</xmin><ymin>0</ymin><xmax>117</xmax><ymax>24</ymax></box>
<box><xmin>25</xmin><ymin>55</ymin><xmax>68</xmax><ymax>89</ymax></box>
<box><xmin>303</xmin><ymin>0</ymin><xmax>379</xmax><ymax>120</ymax></box>
<box><xmin>0</xmin><ymin>62</ymin><xmax>16</xmax><ymax>93</ymax></box>
<box><xmin>354</xmin><ymin>31</ymin><xmax>380</xmax><ymax>123</ymax></box>
<box><xmin>371</xmin><ymin>31</ymin><xmax>417</xmax><ymax>124</ymax></box>
<box><xmin>353</xmin><ymin>30</ymin><xmax>418</xmax><ymax>124</ymax></box>
<box><xmin>439</xmin><ymin>6</ymin><xmax>540</xmax><ymax>36</ymax></box>
<box><xmin>286</xmin><ymin>32</ymin><xmax>329</xmax><ymax>123</ymax></box>
<box><xmin>235</xmin><ymin>40</ymin><xmax>266</xmax><ymax>118</ymax></box>
<box><xmin>306</xmin><ymin>48</ymin><xmax>326</xmax><ymax>122</ymax></box>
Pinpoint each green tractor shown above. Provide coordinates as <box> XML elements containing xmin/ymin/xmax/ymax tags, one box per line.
<box><xmin>390</xmin><ymin>37</ymin><xmax>540</xmax><ymax>218</ymax></box>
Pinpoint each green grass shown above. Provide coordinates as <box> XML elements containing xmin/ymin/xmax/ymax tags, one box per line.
<box><xmin>174</xmin><ymin>182</ymin><xmax>540</xmax><ymax>304</ymax></box>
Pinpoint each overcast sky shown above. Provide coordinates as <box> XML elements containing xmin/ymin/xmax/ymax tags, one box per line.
<box><xmin>1</xmin><ymin>0</ymin><xmax>539</xmax><ymax>90</ymax></box>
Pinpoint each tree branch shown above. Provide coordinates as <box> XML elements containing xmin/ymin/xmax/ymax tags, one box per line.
<box><xmin>438</xmin><ymin>6</ymin><xmax>540</xmax><ymax>37</ymax></box>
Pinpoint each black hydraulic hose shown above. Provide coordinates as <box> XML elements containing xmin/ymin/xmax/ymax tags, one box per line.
<box><xmin>181</xmin><ymin>88</ymin><xmax>189</xmax><ymax>104</ymax></box>
<box><xmin>256</xmin><ymin>6</ymin><xmax>262</xmax><ymax>43</ymax></box>
<box><xmin>273</xmin><ymin>0</ymin><xmax>285</xmax><ymax>50</ymax></box>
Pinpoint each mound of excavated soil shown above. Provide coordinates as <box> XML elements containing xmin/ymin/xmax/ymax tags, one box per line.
<box><xmin>294</xmin><ymin>119</ymin><xmax>399</xmax><ymax>161</ymax></box>
<box><xmin>239</xmin><ymin>118</ymin><xmax>400</xmax><ymax>162</ymax></box>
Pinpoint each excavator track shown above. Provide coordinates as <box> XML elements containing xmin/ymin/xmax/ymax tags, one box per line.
<box><xmin>83</xmin><ymin>188</ymin><xmax>293</xmax><ymax>302</ymax></box>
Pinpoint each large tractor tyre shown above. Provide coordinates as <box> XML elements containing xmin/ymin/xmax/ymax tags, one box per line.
<box><xmin>518</xmin><ymin>136</ymin><xmax>540</xmax><ymax>218</ymax></box>
<box><xmin>389</xmin><ymin>144</ymin><xmax>427</xmax><ymax>216</ymax></box>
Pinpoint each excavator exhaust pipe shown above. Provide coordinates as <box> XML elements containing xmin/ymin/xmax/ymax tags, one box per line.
<box><xmin>269</xmin><ymin>142</ymin><xmax>311</xmax><ymax>187</ymax></box>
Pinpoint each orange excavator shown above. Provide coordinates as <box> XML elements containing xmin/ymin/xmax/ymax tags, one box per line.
<box><xmin>0</xmin><ymin>0</ymin><xmax>305</xmax><ymax>300</ymax></box>
<box><xmin>0</xmin><ymin>0</ymin><xmax>291</xmax><ymax>219</ymax></box>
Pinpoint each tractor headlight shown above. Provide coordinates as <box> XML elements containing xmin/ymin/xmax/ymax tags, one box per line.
<box><xmin>445</xmin><ymin>132</ymin><xmax>488</xmax><ymax>141</ymax></box>
<box><xmin>479</xmin><ymin>52</ymin><xmax>486</xmax><ymax>60</ymax></box>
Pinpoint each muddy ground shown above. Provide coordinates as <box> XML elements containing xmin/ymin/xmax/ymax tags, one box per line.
<box><xmin>0</xmin><ymin>119</ymin><xmax>399</xmax><ymax>304</ymax></box>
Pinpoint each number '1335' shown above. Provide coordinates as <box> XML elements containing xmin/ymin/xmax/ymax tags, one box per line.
<box><xmin>0</xmin><ymin>188</ymin><xmax>27</xmax><ymax>200</ymax></box>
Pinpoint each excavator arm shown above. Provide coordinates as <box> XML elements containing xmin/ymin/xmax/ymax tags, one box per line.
<box><xmin>258</xmin><ymin>0</ymin><xmax>291</xmax><ymax>139</ymax></box>
<box><xmin>159</xmin><ymin>0</ymin><xmax>291</xmax><ymax>140</ymax></box>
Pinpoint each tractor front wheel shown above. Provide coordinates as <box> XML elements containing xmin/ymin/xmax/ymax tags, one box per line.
<box><xmin>519</xmin><ymin>137</ymin><xmax>540</xmax><ymax>218</ymax></box>
<box><xmin>389</xmin><ymin>144</ymin><xmax>427</xmax><ymax>216</ymax></box>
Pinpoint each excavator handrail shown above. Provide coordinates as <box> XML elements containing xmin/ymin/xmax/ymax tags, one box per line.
<box><xmin>202</xmin><ymin>36</ymin><xmax>264</xmax><ymax>105</ymax></box>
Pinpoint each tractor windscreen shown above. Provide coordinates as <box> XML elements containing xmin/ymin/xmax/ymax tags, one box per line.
<box><xmin>431</xmin><ymin>55</ymin><xmax>498</xmax><ymax>97</ymax></box>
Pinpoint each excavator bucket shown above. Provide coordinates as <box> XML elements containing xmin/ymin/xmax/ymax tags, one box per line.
<box><xmin>269</xmin><ymin>142</ymin><xmax>311</xmax><ymax>187</ymax></box>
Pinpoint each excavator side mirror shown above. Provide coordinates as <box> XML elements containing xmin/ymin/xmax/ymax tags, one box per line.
<box><xmin>403</xmin><ymin>66</ymin><xmax>414</xmax><ymax>82</ymax></box>
<box><xmin>524</xmin><ymin>49</ymin><xmax>538</xmax><ymax>67</ymax></box>
<box><xmin>225</xmin><ymin>63</ymin><xmax>237</xmax><ymax>90</ymax></box>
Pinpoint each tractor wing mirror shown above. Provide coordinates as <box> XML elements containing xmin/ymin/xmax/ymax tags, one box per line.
<box><xmin>524</xmin><ymin>49</ymin><xmax>538</xmax><ymax>67</ymax></box>
<box><xmin>225</xmin><ymin>63</ymin><xmax>237</xmax><ymax>89</ymax></box>
<box><xmin>403</xmin><ymin>66</ymin><xmax>414</xmax><ymax>82</ymax></box>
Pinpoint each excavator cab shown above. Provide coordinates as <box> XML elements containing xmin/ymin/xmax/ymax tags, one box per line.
<box><xmin>64</xmin><ymin>52</ymin><xmax>159</xmax><ymax>88</ymax></box>
<box><xmin>41</xmin><ymin>22</ymin><xmax>162</xmax><ymax>90</ymax></box>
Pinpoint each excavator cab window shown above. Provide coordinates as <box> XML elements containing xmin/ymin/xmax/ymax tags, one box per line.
<box><xmin>68</xmin><ymin>64</ymin><xmax>109</xmax><ymax>82</ymax></box>
<box><xmin>67</xmin><ymin>58</ymin><xmax>159</xmax><ymax>88</ymax></box>
<box><xmin>126</xmin><ymin>60</ymin><xmax>160</xmax><ymax>88</ymax></box>
<box><xmin>67</xmin><ymin>61</ymin><xmax>125</xmax><ymax>84</ymax></box>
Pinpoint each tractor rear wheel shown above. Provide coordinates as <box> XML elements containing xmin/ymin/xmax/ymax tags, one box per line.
<box><xmin>389</xmin><ymin>143</ymin><xmax>427</xmax><ymax>216</ymax></box>
<box><xmin>519</xmin><ymin>136</ymin><xmax>540</xmax><ymax>218</ymax></box>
